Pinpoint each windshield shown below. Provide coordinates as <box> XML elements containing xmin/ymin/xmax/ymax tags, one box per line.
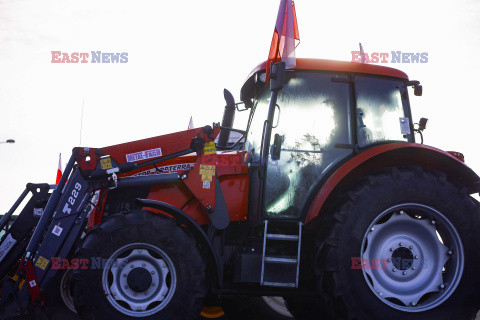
<box><xmin>246</xmin><ymin>72</ymin><xmax>352</xmax><ymax>218</ymax></box>
<box><xmin>355</xmin><ymin>76</ymin><xmax>412</xmax><ymax>147</ymax></box>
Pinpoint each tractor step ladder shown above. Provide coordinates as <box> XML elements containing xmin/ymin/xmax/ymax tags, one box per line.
<box><xmin>260</xmin><ymin>220</ymin><xmax>302</xmax><ymax>288</ymax></box>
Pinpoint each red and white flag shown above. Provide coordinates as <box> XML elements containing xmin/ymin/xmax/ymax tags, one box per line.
<box><xmin>55</xmin><ymin>153</ymin><xmax>62</xmax><ymax>184</ymax></box>
<box><xmin>266</xmin><ymin>0</ymin><xmax>300</xmax><ymax>83</ymax></box>
<box><xmin>188</xmin><ymin>116</ymin><xmax>194</xmax><ymax>130</ymax></box>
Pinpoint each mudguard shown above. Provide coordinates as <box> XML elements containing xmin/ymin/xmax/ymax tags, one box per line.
<box><xmin>135</xmin><ymin>198</ymin><xmax>222</xmax><ymax>287</ymax></box>
<box><xmin>305</xmin><ymin>143</ymin><xmax>480</xmax><ymax>224</ymax></box>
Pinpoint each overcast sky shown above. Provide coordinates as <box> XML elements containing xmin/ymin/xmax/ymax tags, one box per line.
<box><xmin>1</xmin><ymin>0</ymin><xmax>479</xmax><ymax>214</ymax></box>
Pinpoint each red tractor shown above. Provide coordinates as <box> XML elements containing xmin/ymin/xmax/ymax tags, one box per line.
<box><xmin>0</xmin><ymin>59</ymin><xmax>479</xmax><ymax>320</ymax></box>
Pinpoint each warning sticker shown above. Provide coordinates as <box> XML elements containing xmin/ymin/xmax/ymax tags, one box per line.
<box><xmin>33</xmin><ymin>208</ymin><xmax>43</xmax><ymax>218</ymax></box>
<box><xmin>100</xmin><ymin>157</ymin><xmax>113</xmax><ymax>170</ymax></box>
<box><xmin>203</xmin><ymin>181</ymin><xmax>211</xmax><ymax>189</ymax></box>
<box><xmin>52</xmin><ymin>224</ymin><xmax>63</xmax><ymax>237</ymax></box>
<box><xmin>199</xmin><ymin>165</ymin><xmax>215</xmax><ymax>181</ymax></box>
<box><xmin>203</xmin><ymin>141</ymin><xmax>216</xmax><ymax>155</ymax></box>
<box><xmin>399</xmin><ymin>117</ymin><xmax>411</xmax><ymax>135</ymax></box>
<box><xmin>35</xmin><ymin>256</ymin><xmax>49</xmax><ymax>270</ymax></box>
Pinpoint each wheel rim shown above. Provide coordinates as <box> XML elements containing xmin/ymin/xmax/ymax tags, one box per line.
<box><xmin>60</xmin><ymin>269</ymin><xmax>77</xmax><ymax>313</ymax></box>
<box><xmin>261</xmin><ymin>296</ymin><xmax>293</xmax><ymax>318</ymax></box>
<box><xmin>102</xmin><ymin>242</ymin><xmax>177</xmax><ymax>317</ymax></box>
<box><xmin>361</xmin><ymin>203</ymin><xmax>464</xmax><ymax>312</ymax></box>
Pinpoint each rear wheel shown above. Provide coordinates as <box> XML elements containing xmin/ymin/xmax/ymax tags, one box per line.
<box><xmin>72</xmin><ymin>211</ymin><xmax>207</xmax><ymax>320</ymax></box>
<box><xmin>316</xmin><ymin>167</ymin><xmax>480</xmax><ymax>319</ymax></box>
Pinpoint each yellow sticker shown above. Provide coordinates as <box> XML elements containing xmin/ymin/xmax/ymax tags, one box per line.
<box><xmin>203</xmin><ymin>141</ymin><xmax>216</xmax><ymax>155</ymax></box>
<box><xmin>199</xmin><ymin>164</ymin><xmax>215</xmax><ymax>182</ymax></box>
<box><xmin>35</xmin><ymin>256</ymin><xmax>49</xmax><ymax>270</ymax></box>
<box><xmin>100</xmin><ymin>157</ymin><xmax>113</xmax><ymax>170</ymax></box>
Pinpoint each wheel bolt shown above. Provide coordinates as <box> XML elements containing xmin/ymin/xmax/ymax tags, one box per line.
<box><xmin>387</xmin><ymin>258</ymin><xmax>390</xmax><ymax>262</ymax></box>
<box><xmin>392</xmin><ymin>268</ymin><xmax>397</xmax><ymax>272</ymax></box>
<box><xmin>415</xmin><ymin>255</ymin><xmax>419</xmax><ymax>259</ymax></box>
<box><xmin>152</xmin><ymin>283</ymin><xmax>156</xmax><ymax>287</ymax></box>
<box><xmin>130</xmin><ymin>264</ymin><xmax>134</xmax><ymax>268</ymax></box>
<box><xmin>399</xmin><ymin>242</ymin><xmax>403</xmax><ymax>247</ymax></box>
<box><xmin>142</xmin><ymin>263</ymin><xmax>146</xmax><ymax>267</ymax></box>
<box><xmin>411</xmin><ymin>302</ymin><xmax>417</xmax><ymax>306</ymax></box>
<box><xmin>402</xmin><ymin>271</ymin><xmax>407</xmax><ymax>275</ymax></box>
<box><xmin>123</xmin><ymin>274</ymin><xmax>127</xmax><ymax>277</ymax></box>
<box><xmin>151</xmin><ymin>271</ymin><xmax>155</xmax><ymax>275</ymax></box>
<box><xmin>412</xmin><ymin>266</ymin><xmax>416</xmax><ymax>270</ymax></box>
<box><xmin>163</xmin><ymin>264</ymin><xmax>167</xmax><ymax>268</ymax></box>
<box><xmin>137</xmin><ymin>249</ymin><xmax>142</xmax><ymax>253</ymax></box>
<box><xmin>447</xmin><ymin>250</ymin><xmax>453</xmax><ymax>255</ymax></box>
<box><xmin>370</xmin><ymin>227</ymin><xmax>375</xmax><ymax>232</ymax></box>
<box><xmin>439</xmin><ymin>284</ymin><xmax>445</xmax><ymax>289</ymax></box>
<box><xmin>409</xmin><ymin>246</ymin><xmax>413</xmax><ymax>250</ymax></box>
<box><xmin>390</xmin><ymin>248</ymin><xmax>394</xmax><ymax>252</ymax></box>
<box><xmin>431</xmin><ymin>220</ymin><xmax>436</xmax><ymax>225</ymax></box>
<box><xmin>137</xmin><ymin>307</ymin><xmax>141</xmax><ymax>311</ymax></box>
<box><xmin>112</xmin><ymin>292</ymin><xmax>116</xmax><ymax>296</ymax></box>
<box><xmin>145</xmin><ymin>291</ymin><xmax>149</xmax><ymax>295</ymax></box>
<box><xmin>379</xmin><ymin>292</ymin><xmax>383</xmax><ymax>296</ymax></box>
<box><xmin>124</xmin><ymin>285</ymin><xmax>128</xmax><ymax>289</ymax></box>
<box><xmin>399</xmin><ymin>211</ymin><xmax>405</xmax><ymax>215</ymax></box>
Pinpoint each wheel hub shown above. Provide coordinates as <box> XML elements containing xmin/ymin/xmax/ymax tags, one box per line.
<box><xmin>361</xmin><ymin>204</ymin><xmax>464</xmax><ymax>312</ymax></box>
<box><xmin>102</xmin><ymin>243</ymin><xmax>177</xmax><ymax>317</ymax></box>
<box><xmin>391</xmin><ymin>247</ymin><xmax>413</xmax><ymax>270</ymax></box>
<box><xmin>127</xmin><ymin>267</ymin><xmax>153</xmax><ymax>292</ymax></box>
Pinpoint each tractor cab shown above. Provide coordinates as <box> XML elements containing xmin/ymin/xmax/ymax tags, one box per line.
<box><xmin>239</xmin><ymin>59</ymin><xmax>418</xmax><ymax>222</ymax></box>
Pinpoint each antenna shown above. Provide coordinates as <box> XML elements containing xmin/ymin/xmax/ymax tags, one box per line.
<box><xmin>359</xmin><ymin>42</ymin><xmax>366</xmax><ymax>63</ymax></box>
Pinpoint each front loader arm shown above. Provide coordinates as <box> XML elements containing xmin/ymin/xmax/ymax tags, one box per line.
<box><xmin>72</xmin><ymin>124</ymin><xmax>221</xmax><ymax>178</ymax></box>
<box><xmin>0</xmin><ymin>124</ymin><xmax>222</xmax><ymax>318</ymax></box>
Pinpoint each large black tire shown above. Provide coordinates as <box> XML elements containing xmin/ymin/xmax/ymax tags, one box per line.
<box><xmin>221</xmin><ymin>296</ymin><xmax>293</xmax><ymax>320</ymax></box>
<box><xmin>72</xmin><ymin>211</ymin><xmax>207</xmax><ymax>320</ymax></box>
<box><xmin>44</xmin><ymin>269</ymin><xmax>80</xmax><ymax>320</ymax></box>
<box><xmin>313</xmin><ymin>166</ymin><xmax>480</xmax><ymax>320</ymax></box>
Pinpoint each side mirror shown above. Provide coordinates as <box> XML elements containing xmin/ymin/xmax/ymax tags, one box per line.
<box><xmin>407</xmin><ymin>80</ymin><xmax>423</xmax><ymax>96</ymax></box>
<box><xmin>270</xmin><ymin>62</ymin><xmax>286</xmax><ymax>92</ymax></box>
<box><xmin>271</xmin><ymin>133</ymin><xmax>283</xmax><ymax>160</ymax></box>
<box><xmin>414</xmin><ymin>84</ymin><xmax>423</xmax><ymax>96</ymax></box>
<box><xmin>418</xmin><ymin>117</ymin><xmax>428</xmax><ymax>131</ymax></box>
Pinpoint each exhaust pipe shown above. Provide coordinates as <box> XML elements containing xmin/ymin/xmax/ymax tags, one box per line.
<box><xmin>217</xmin><ymin>89</ymin><xmax>236</xmax><ymax>149</ymax></box>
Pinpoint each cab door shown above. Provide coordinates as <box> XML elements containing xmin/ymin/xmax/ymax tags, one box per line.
<box><xmin>246</xmin><ymin>71</ymin><xmax>353</xmax><ymax>221</ymax></box>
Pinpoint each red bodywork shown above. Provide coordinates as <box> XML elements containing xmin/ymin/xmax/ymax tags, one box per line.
<box><xmin>85</xmin><ymin>125</ymin><xmax>249</xmax><ymax>229</ymax></box>
<box><xmin>87</xmin><ymin>59</ymin><xmax>479</xmax><ymax>231</ymax></box>
<box><xmin>248</xmin><ymin>58</ymin><xmax>409</xmax><ymax>79</ymax></box>
<box><xmin>305</xmin><ymin>143</ymin><xmax>480</xmax><ymax>224</ymax></box>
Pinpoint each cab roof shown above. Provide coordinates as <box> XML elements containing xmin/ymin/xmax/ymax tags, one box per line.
<box><xmin>248</xmin><ymin>58</ymin><xmax>409</xmax><ymax>80</ymax></box>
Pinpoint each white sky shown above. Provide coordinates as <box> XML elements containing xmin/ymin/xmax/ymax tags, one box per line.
<box><xmin>1</xmin><ymin>0</ymin><xmax>479</xmax><ymax>214</ymax></box>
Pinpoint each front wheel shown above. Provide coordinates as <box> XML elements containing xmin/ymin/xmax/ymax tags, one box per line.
<box><xmin>316</xmin><ymin>167</ymin><xmax>480</xmax><ymax>320</ymax></box>
<box><xmin>72</xmin><ymin>211</ymin><xmax>207</xmax><ymax>320</ymax></box>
